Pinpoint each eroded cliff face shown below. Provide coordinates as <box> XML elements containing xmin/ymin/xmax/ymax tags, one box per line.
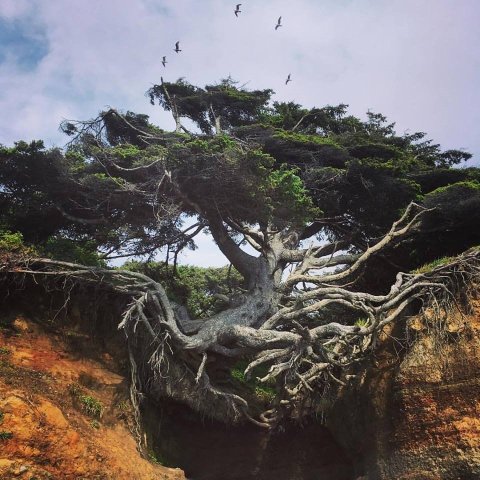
<box><xmin>329</xmin><ymin>297</ymin><xmax>480</xmax><ymax>480</ymax></box>
<box><xmin>0</xmin><ymin>314</ymin><xmax>185</xmax><ymax>480</ymax></box>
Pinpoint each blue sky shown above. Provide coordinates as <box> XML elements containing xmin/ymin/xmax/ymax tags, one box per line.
<box><xmin>0</xmin><ymin>0</ymin><xmax>479</xmax><ymax>265</ymax></box>
<box><xmin>0</xmin><ymin>16</ymin><xmax>48</xmax><ymax>68</ymax></box>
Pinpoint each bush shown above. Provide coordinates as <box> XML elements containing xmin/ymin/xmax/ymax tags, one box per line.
<box><xmin>0</xmin><ymin>230</ymin><xmax>24</xmax><ymax>251</ymax></box>
<box><xmin>79</xmin><ymin>395</ymin><xmax>104</xmax><ymax>419</ymax></box>
<box><xmin>123</xmin><ymin>261</ymin><xmax>244</xmax><ymax>318</ymax></box>
<box><xmin>68</xmin><ymin>383</ymin><xmax>104</xmax><ymax>419</ymax></box>
<box><xmin>0</xmin><ymin>430</ymin><xmax>13</xmax><ymax>440</ymax></box>
<box><xmin>41</xmin><ymin>237</ymin><xmax>106</xmax><ymax>267</ymax></box>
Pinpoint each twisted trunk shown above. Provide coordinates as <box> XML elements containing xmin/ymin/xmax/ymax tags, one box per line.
<box><xmin>4</xmin><ymin>205</ymin><xmax>479</xmax><ymax>427</ymax></box>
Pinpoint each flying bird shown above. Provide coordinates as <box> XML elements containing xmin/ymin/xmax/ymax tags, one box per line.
<box><xmin>162</xmin><ymin>56</ymin><xmax>167</xmax><ymax>67</ymax></box>
<box><xmin>275</xmin><ymin>16</ymin><xmax>282</xmax><ymax>30</ymax></box>
<box><xmin>285</xmin><ymin>73</ymin><xmax>292</xmax><ymax>85</ymax></box>
<box><xmin>234</xmin><ymin>4</ymin><xmax>241</xmax><ymax>16</ymax></box>
<box><xmin>174</xmin><ymin>41</ymin><xmax>182</xmax><ymax>53</ymax></box>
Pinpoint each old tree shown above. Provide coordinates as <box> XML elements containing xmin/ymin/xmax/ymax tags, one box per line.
<box><xmin>1</xmin><ymin>79</ymin><xmax>480</xmax><ymax>427</ymax></box>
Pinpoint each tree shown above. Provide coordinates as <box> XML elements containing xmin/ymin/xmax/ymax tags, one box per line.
<box><xmin>1</xmin><ymin>80</ymin><xmax>480</xmax><ymax>427</ymax></box>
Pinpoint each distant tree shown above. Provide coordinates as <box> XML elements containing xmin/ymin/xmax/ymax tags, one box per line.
<box><xmin>147</xmin><ymin>77</ymin><xmax>273</xmax><ymax>135</ymax></box>
<box><xmin>1</xmin><ymin>79</ymin><xmax>479</xmax><ymax>426</ymax></box>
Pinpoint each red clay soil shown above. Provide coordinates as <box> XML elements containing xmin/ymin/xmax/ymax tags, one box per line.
<box><xmin>0</xmin><ymin>315</ymin><xmax>185</xmax><ymax>480</ymax></box>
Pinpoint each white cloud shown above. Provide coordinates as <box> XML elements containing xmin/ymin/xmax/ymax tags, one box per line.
<box><xmin>0</xmin><ymin>0</ymin><xmax>31</xmax><ymax>20</ymax></box>
<box><xmin>1</xmin><ymin>0</ymin><xmax>478</xmax><ymax>156</ymax></box>
<box><xmin>0</xmin><ymin>0</ymin><xmax>479</xmax><ymax>264</ymax></box>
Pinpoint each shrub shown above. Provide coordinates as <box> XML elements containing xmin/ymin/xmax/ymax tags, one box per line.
<box><xmin>0</xmin><ymin>230</ymin><xmax>24</xmax><ymax>250</ymax></box>
<box><xmin>42</xmin><ymin>237</ymin><xmax>106</xmax><ymax>267</ymax></box>
<box><xmin>0</xmin><ymin>430</ymin><xmax>13</xmax><ymax>440</ymax></box>
<box><xmin>68</xmin><ymin>383</ymin><xmax>104</xmax><ymax>419</ymax></box>
<box><xmin>79</xmin><ymin>395</ymin><xmax>104</xmax><ymax>419</ymax></box>
<box><xmin>413</xmin><ymin>256</ymin><xmax>455</xmax><ymax>274</ymax></box>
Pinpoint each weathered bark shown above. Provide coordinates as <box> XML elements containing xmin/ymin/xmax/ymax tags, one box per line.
<box><xmin>5</xmin><ymin>204</ymin><xmax>479</xmax><ymax>427</ymax></box>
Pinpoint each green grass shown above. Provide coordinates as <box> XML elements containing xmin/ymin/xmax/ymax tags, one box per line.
<box><xmin>354</xmin><ymin>318</ymin><xmax>369</xmax><ymax>327</ymax></box>
<box><xmin>68</xmin><ymin>382</ymin><xmax>82</xmax><ymax>396</ymax></box>
<box><xmin>230</xmin><ymin>360</ymin><xmax>278</xmax><ymax>403</ymax></box>
<box><xmin>148</xmin><ymin>451</ymin><xmax>164</xmax><ymax>466</ymax></box>
<box><xmin>0</xmin><ymin>347</ymin><xmax>10</xmax><ymax>355</ymax></box>
<box><xmin>68</xmin><ymin>383</ymin><xmax>104</xmax><ymax>419</ymax></box>
<box><xmin>254</xmin><ymin>386</ymin><xmax>276</xmax><ymax>402</ymax></box>
<box><xmin>115</xmin><ymin>399</ymin><xmax>130</xmax><ymax>412</ymax></box>
<box><xmin>90</xmin><ymin>420</ymin><xmax>100</xmax><ymax>429</ymax></box>
<box><xmin>414</xmin><ymin>256</ymin><xmax>455</xmax><ymax>274</ymax></box>
<box><xmin>79</xmin><ymin>395</ymin><xmax>104</xmax><ymax>419</ymax></box>
<box><xmin>230</xmin><ymin>366</ymin><xmax>246</xmax><ymax>382</ymax></box>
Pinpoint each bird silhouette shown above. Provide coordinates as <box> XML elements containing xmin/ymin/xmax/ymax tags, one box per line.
<box><xmin>234</xmin><ymin>4</ymin><xmax>241</xmax><ymax>17</ymax></box>
<box><xmin>174</xmin><ymin>41</ymin><xmax>182</xmax><ymax>53</ymax></box>
<box><xmin>285</xmin><ymin>74</ymin><xmax>292</xmax><ymax>85</ymax></box>
<box><xmin>162</xmin><ymin>56</ymin><xmax>167</xmax><ymax>67</ymax></box>
<box><xmin>275</xmin><ymin>16</ymin><xmax>282</xmax><ymax>30</ymax></box>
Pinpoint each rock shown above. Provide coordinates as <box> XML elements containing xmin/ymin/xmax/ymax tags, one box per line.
<box><xmin>328</xmin><ymin>304</ymin><xmax>480</xmax><ymax>479</ymax></box>
<box><xmin>14</xmin><ymin>465</ymin><xmax>28</xmax><ymax>475</ymax></box>
<box><xmin>12</xmin><ymin>317</ymin><xmax>30</xmax><ymax>333</ymax></box>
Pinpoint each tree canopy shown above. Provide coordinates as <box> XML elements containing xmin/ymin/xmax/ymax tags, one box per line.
<box><xmin>1</xmin><ymin>78</ymin><xmax>479</xmax><ymax>426</ymax></box>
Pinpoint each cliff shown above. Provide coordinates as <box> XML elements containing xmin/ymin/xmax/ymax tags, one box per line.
<box><xmin>0</xmin><ymin>311</ymin><xmax>185</xmax><ymax>480</ymax></box>
<box><xmin>329</xmin><ymin>293</ymin><xmax>480</xmax><ymax>479</ymax></box>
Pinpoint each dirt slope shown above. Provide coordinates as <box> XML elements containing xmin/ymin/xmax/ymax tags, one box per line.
<box><xmin>0</xmin><ymin>315</ymin><xmax>185</xmax><ymax>480</ymax></box>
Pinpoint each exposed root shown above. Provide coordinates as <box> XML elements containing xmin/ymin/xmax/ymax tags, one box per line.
<box><xmin>2</xmin><ymin>240</ymin><xmax>479</xmax><ymax>428</ymax></box>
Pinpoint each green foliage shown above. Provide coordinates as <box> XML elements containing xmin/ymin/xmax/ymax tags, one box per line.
<box><xmin>425</xmin><ymin>180</ymin><xmax>480</xmax><ymax>197</ymax></box>
<box><xmin>413</xmin><ymin>256</ymin><xmax>456</xmax><ymax>274</ymax></box>
<box><xmin>65</xmin><ymin>149</ymin><xmax>87</xmax><ymax>172</ymax></box>
<box><xmin>68</xmin><ymin>383</ymin><xmax>104</xmax><ymax>419</ymax></box>
<box><xmin>0</xmin><ymin>139</ymin><xmax>182</xmax><ymax>259</ymax></box>
<box><xmin>148</xmin><ymin>77</ymin><xmax>273</xmax><ymax>134</ymax></box>
<box><xmin>423</xmin><ymin>181</ymin><xmax>480</xmax><ymax>230</ymax></box>
<box><xmin>1</xmin><ymin>78</ymin><xmax>478</xmax><ymax>286</ymax></box>
<box><xmin>273</xmin><ymin>129</ymin><xmax>339</xmax><ymax>147</ymax></box>
<box><xmin>148</xmin><ymin>450</ymin><xmax>165</xmax><ymax>466</ymax></box>
<box><xmin>0</xmin><ymin>230</ymin><xmax>24</xmax><ymax>251</ymax></box>
<box><xmin>0</xmin><ymin>347</ymin><xmax>10</xmax><ymax>355</ymax></box>
<box><xmin>123</xmin><ymin>261</ymin><xmax>244</xmax><ymax>318</ymax></box>
<box><xmin>254</xmin><ymin>386</ymin><xmax>276</xmax><ymax>403</ymax></box>
<box><xmin>263</xmin><ymin>165</ymin><xmax>320</xmax><ymax>223</ymax></box>
<box><xmin>185</xmin><ymin>135</ymin><xmax>238</xmax><ymax>154</ymax></box>
<box><xmin>41</xmin><ymin>237</ymin><xmax>106</xmax><ymax>267</ymax></box>
<box><xmin>90</xmin><ymin>419</ymin><xmax>100</xmax><ymax>429</ymax></box>
<box><xmin>0</xmin><ymin>141</ymin><xmax>72</xmax><ymax>244</ymax></box>
<box><xmin>230</xmin><ymin>365</ymin><xmax>246</xmax><ymax>382</ymax></box>
<box><xmin>0</xmin><ymin>430</ymin><xmax>13</xmax><ymax>440</ymax></box>
<box><xmin>111</xmin><ymin>144</ymin><xmax>141</xmax><ymax>159</ymax></box>
<box><xmin>354</xmin><ymin>318</ymin><xmax>369</xmax><ymax>327</ymax></box>
<box><xmin>78</xmin><ymin>395</ymin><xmax>104</xmax><ymax>419</ymax></box>
<box><xmin>230</xmin><ymin>360</ymin><xmax>277</xmax><ymax>404</ymax></box>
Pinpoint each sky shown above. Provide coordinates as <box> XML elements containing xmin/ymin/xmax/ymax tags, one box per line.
<box><xmin>1</xmin><ymin>0</ymin><xmax>479</xmax><ymax>266</ymax></box>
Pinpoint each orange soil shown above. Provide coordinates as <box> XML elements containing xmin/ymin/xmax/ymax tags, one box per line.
<box><xmin>0</xmin><ymin>316</ymin><xmax>185</xmax><ymax>480</ymax></box>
